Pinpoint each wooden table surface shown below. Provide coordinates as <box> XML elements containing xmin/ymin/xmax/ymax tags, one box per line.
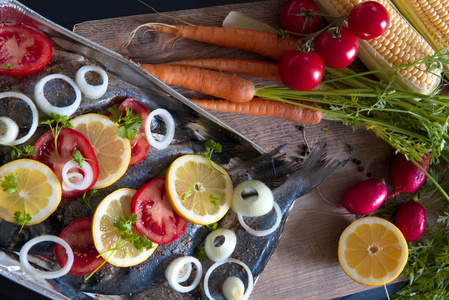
<box><xmin>73</xmin><ymin>1</ymin><xmax>397</xmax><ymax>299</ymax></box>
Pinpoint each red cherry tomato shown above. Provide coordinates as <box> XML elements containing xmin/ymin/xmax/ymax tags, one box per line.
<box><xmin>279</xmin><ymin>50</ymin><xmax>324</xmax><ymax>91</ymax></box>
<box><xmin>132</xmin><ymin>177</ymin><xmax>188</xmax><ymax>245</ymax></box>
<box><xmin>54</xmin><ymin>218</ymin><xmax>105</xmax><ymax>276</ymax></box>
<box><xmin>394</xmin><ymin>201</ymin><xmax>426</xmax><ymax>242</ymax></box>
<box><xmin>31</xmin><ymin>127</ymin><xmax>99</xmax><ymax>198</ymax></box>
<box><xmin>281</xmin><ymin>0</ymin><xmax>322</xmax><ymax>34</ymax></box>
<box><xmin>314</xmin><ymin>26</ymin><xmax>359</xmax><ymax>69</ymax></box>
<box><xmin>0</xmin><ymin>25</ymin><xmax>53</xmax><ymax>76</ymax></box>
<box><xmin>117</xmin><ymin>98</ymin><xmax>150</xmax><ymax>165</ymax></box>
<box><xmin>347</xmin><ymin>1</ymin><xmax>390</xmax><ymax>40</ymax></box>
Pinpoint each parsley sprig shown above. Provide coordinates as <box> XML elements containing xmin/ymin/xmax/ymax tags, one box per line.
<box><xmin>14</xmin><ymin>210</ymin><xmax>32</xmax><ymax>234</ymax></box>
<box><xmin>1</xmin><ymin>173</ymin><xmax>18</xmax><ymax>194</ymax></box>
<box><xmin>79</xmin><ymin>189</ymin><xmax>99</xmax><ymax>209</ymax></box>
<box><xmin>0</xmin><ymin>143</ymin><xmax>35</xmax><ymax>161</ymax></box>
<box><xmin>86</xmin><ymin>213</ymin><xmax>152</xmax><ymax>281</ymax></box>
<box><xmin>108</xmin><ymin>106</ymin><xmax>143</xmax><ymax>140</ymax></box>
<box><xmin>40</xmin><ymin>113</ymin><xmax>73</xmax><ymax>161</ymax></box>
<box><xmin>202</xmin><ymin>140</ymin><xmax>224</xmax><ymax>175</ymax></box>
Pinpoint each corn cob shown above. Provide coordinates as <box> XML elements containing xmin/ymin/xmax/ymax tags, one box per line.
<box><xmin>390</xmin><ymin>0</ymin><xmax>449</xmax><ymax>50</ymax></box>
<box><xmin>315</xmin><ymin>0</ymin><xmax>442</xmax><ymax>94</ymax></box>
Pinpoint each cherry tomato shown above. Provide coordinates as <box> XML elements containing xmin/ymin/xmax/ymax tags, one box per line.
<box><xmin>281</xmin><ymin>0</ymin><xmax>322</xmax><ymax>34</ymax></box>
<box><xmin>31</xmin><ymin>127</ymin><xmax>99</xmax><ymax>198</ymax></box>
<box><xmin>55</xmin><ymin>218</ymin><xmax>106</xmax><ymax>276</ymax></box>
<box><xmin>314</xmin><ymin>26</ymin><xmax>358</xmax><ymax>69</ymax></box>
<box><xmin>0</xmin><ymin>25</ymin><xmax>53</xmax><ymax>76</ymax></box>
<box><xmin>117</xmin><ymin>98</ymin><xmax>150</xmax><ymax>165</ymax></box>
<box><xmin>132</xmin><ymin>177</ymin><xmax>188</xmax><ymax>245</ymax></box>
<box><xmin>279</xmin><ymin>50</ymin><xmax>324</xmax><ymax>91</ymax></box>
<box><xmin>347</xmin><ymin>1</ymin><xmax>390</xmax><ymax>40</ymax></box>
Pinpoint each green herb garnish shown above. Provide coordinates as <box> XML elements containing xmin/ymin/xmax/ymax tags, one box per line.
<box><xmin>80</xmin><ymin>189</ymin><xmax>99</xmax><ymax>209</ymax></box>
<box><xmin>206</xmin><ymin>223</ymin><xmax>218</xmax><ymax>231</ymax></box>
<box><xmin>183</xmin><ymin>181</ymin><xmax>195</xmax><ymax>201</ymax></box>
<box><xmin>1</xmin><ymin>173</ymin><xmax>18</xmax><ymax>194</ymax></box>
<box><xmin>40</xmin><ymin>113</ymin><xmax>73</xmax><ymax>161</ymax></box>
<box><xmin>201</xmin><ymin>139</ymin><xmax>224</xmax><ymax>175</ymax></box>
<box><xmin>13</xmin><ymin>210</ymin><xmax>31</xmax><ymax>234</ymax></box>
<box><xmin>2</xmin><ymin>63</ymin><xmax>12</xmax><ymax>70</ymax></box>
<box><xmin>108</xmin><ymin>106</ymin><xmax>142</xmax><ymax>140</ymax></box>
<box><xmin>0</xmin><ymin>142</ymin><xmax>35</xmax><ymax>161</ymax></box>
<box><xmin>194</xmin><ymin>245</ymin><xmax>207</xmax><ymax>260</ymax></box>
<box><xmin>209</xmin><ymin>194</ymin><xmax>220</xmax><ymax>206</ymax></box>
<box><xmin>113</xmin><ymin>213</ymin><xmax>153</xmax><ymax>251</ymax></box>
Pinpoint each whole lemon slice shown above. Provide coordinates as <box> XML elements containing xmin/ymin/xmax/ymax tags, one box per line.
<box><xmin>166</xmin><ymin>154</ymin><xmax>233</xmax><ymax>225</ymax></box>
<box><xmin>338</xmin><ymin>216</ymin><xmax>408</xmax><ymax>286</ymax></box>
<box><xmin>92</xmin><ymin>188</ymin><xmax>157</xmax><ymax>267</ymax></box>
<box><xmin>0</xmin><ymin>159</ymin><xmax>61</xmax><ymax>225</ymax></box>
<box><xmin>70</xmin><ymin>113</ymin><xmax>131</xmax><ymax>189</ymax></box>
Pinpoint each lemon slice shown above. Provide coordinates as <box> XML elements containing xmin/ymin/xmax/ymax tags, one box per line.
<box><xmin>338</xmin><ymin>216</ymin><xmax>408</xmax><ymax>286</ymax></box>
<box><xmin>166</xmin><ymin>155</ymin><xmax>233</xmax><ymax>225</ymax></box>
<box><xmin>92</xmin><ymin>188</ymin><xmax>157</xmax><ymax>267</ymax></box>
<box><xmin>0</xmin><ymin>159</ymin><xmax>61</xmax><ymax>225</ymax></box>
<box><xmin>70</xmin><ymin>113</ymin><xmax>131</xmax><ymax>189</ymax></box>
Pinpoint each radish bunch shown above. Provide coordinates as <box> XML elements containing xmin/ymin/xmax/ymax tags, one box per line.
<box><xmin>339</xmin><ymin>153</ymin><xmax>428</xmax><ymax>241</ymax></box>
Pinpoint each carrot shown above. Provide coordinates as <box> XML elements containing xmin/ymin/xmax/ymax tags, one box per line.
<box><xmin>141</xmin><ymin>64</ymin><xmax>255</xmax><ymax>103</ymax></box>
<box><xmin>191</xmin><ymin>98</ymin><xmax>322</xmax><ymax>124</ymax></box>
<box><xmin>167</xmin><ymin>58</ymin><xmax>281</xmax><ymax>82</ymax></box>
<box><xmin>130</xmin><ymin>23</ymin><xmax>298</xmax><ymax>60</ymax></box>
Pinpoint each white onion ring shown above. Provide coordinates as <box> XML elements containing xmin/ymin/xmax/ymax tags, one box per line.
<box><xmin>19</xmin><ymin>235</ymin><xmax>74</xmax><ymax>279</ymax></box>
<box><xmin>165</xmin><ymin>256</ymin><xmax>202</xmax><ymax>293</ymax></box>
<box><xmin>204</xmin><ymin>258</ymin><xmax>253</xmax><ymax>300</ymax></box>
<box><xmin>237</xmin><ymin>201</ymin><xmax>282</xmax><ymax>237</ymax></box>
<box><xmin>0</xmin><ymin>116</ymin><xmax>19</xmax><ymax>144</ymax></box>
<box><xmin>0</xmin><ymin>92</ymin><xmax>39</xmax><ymax>145</ymax></box>
<box><xmin>231</xmin><ymin>180</ymin><xmax>273</xmax><ymax>217</ymax></box>
<box><xmin>62</xmin><ymin>172</ymin><xmax>84</xmax><ymax>192</ymax></box>
<box><xmin>204</xmin><ymin>228</ymin><xmax>237</xmax><ymax>262</ymax></box>
<box><xmin>34</xmin><ymin>74</ymin><xmax>82</xmax><ymax>116</ymax></box>
<box><xmin>61</xmin><ymin>159</ymin><xmax>94</xmax><ymax>191</ymax></box>
<box><xmin>75</xmin><ymin>65</ymin><xmax>108</xmax><ymax>99</ymax></box>
<box><xmin>145</xmin><ymin>108</ymin><xmax>175</xmax><ymax>150</ymax></box>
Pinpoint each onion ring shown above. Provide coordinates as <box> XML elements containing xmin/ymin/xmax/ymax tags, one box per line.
<box><xmin>62</xmin><ymin>159</ymin><xmax>94</xmax><ymax>192</ymax></box>
<box><xmin>204</xmin><ymin>228</ymin><xmax>237</xmax><ymax>262</ymax></box>
<box><xmin>165</xmin><ymin>256</ymin><xmax>202</xmax><ymax>293</ymax></box>
<box><xmin>145</xmin><ymin>108</ymin><xmax>175</xmax><ymax>150</ymax></box>
<box><xmin>231</xmin><ymin>180</ymin><xmax>273</xmax><ymax>217</ymax></box>
<box><xmin>0</xmin><ymin>92</ymin><xmax>39</xmax><ymax>145</ymax></box>
<box><xmin>0</xmin><ymin>116</ymin><xmax>19</xmax><ymax>144</ymax></box>
<box><xmin>237</xmin><ymin>201</ymin><xmax>282</xmax><ymax>237</ymax></box>
<box><xmin>75</xmin><ymin>65</ymin><xmax>108</xmax><ymax>99</ymax></box>
<box><xmin>204</xmin><ymin>258</ymin><xmax>253</xmax><ymax>300</ymax></box>
<box><xmin>19</xmin><ymin>235</ymin><xmax>74</xmax><ymax>279</ymax></box>
<box><xmin>34</xmin><ymin>74</ymin><xmax>82</xmax><ymax>116</ymax></box>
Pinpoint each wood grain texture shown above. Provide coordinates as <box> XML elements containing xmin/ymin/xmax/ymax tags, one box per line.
<box><xmin>73</xmin><ymin>1</ymin><xmax>399</xmax><ymax>299</ymax></box>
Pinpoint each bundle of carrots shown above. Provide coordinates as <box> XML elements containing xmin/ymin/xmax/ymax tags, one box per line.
<box><xmin>131</xmin><ymin>22</ymin><xmax>323</xmax><ymax>125</ymax></box>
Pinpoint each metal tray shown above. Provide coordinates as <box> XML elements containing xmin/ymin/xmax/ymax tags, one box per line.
<box><xmin>0</xmin><ymin>1</ymin><xmax>342</xmax><ymax>299</ymax></box>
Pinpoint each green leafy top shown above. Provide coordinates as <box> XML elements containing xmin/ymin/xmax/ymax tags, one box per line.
<box><xmin>1</xmin><ymin>173</ymin><xmax>18</xmax><ymax>194</ymax></box>
<box><xmin>40</xmin><ymin>113</ymin><xmax>73</xmax><ymax>161</ymax></box>
<box><xmin>202</xmin><ymin>139</ymin><xmax>224</xmax><ymax>176</ymax></box>
<box><xmin>79</xmin><ymin>189</ymin><xmax>99</xmax><ymax>209</ymax></box>
<box><xmin>10</xmin><ymin>144</ymin><xmax>35</xmax><ymax>160</ymax></box>
<box><xmin>108</xmin><ymin>106</ymin><xmax>143</xmax><ymax>140</ymax></box>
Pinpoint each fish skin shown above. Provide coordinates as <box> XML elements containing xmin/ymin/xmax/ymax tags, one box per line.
<box><xmin>0</xmin><ymin>51</ymin><xmax>347</xmax><ymax>299</ymax></box>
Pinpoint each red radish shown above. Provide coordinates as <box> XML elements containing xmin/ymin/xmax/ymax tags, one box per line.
<box><xmin>394</xmin><ymin>200</ymin><xmax>426</xmax><ymax>242</ymax></box>
<box><xmin>390</xmin><ymin>153</ymin><xmax>429</xmax><ymax>194</ymax></box>
<box><xmin>341</xmin><ymin>179</ymin><xmax>388</xmax><ymax>215</ymax></box>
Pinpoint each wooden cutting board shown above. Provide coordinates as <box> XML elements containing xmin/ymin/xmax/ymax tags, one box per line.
<box><xmin>73</xmin><ymin>0</ymin><xmax>396</xmax><ymax>298</ymax></box>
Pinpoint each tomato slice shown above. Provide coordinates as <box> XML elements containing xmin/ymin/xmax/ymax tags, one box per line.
<box><xmin>30</xmin><ymin>127</ymin><xmax>99</xmax><ymax>198</ymax></box>
<box><xmin>132</xmin><ymin>177</ymin><xmax>188</xmax><ymax>245</ymax></box>
<box><xmin>55</xmin><ymin>218</ymin><xmax>105</xmax><ymax>276</ymax></box>
<box><xmin>117</xmin><ymin>98</ymin><xmax>150</xmax><ymax>165</ymax></box>
<box><xmin>0</xmin><ymin>25</ymin><xmax>53</xmax><ymax>76</ymax></box>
